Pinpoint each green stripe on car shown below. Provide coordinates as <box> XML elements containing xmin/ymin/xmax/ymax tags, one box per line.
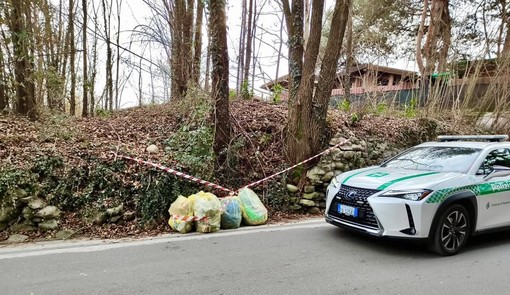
<box><xmin>426</xmin><ymin>180</ymin><xmax>510</xmax><ymax>204</ymax></box>
<box><xmin>377</xmin><ymin>172</ymin><xmax>440</xmax><ymax>190</ymax></box>
<box><xmin>341</xmin><ymin>168</ymin><xmax>378</xmax><ymax>184</ymax></box>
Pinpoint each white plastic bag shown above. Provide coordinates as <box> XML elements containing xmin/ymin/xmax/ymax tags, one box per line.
<box><xmin>238</xmin><ymin>187</ymin><xmax>268</xmax><ymax>225</ymax></box>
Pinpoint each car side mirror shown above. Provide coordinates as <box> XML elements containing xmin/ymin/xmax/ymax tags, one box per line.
<box><xmin>484</xmin><ymin>165</ymin><xmax>510</xmax><ymax>181</ymax></box>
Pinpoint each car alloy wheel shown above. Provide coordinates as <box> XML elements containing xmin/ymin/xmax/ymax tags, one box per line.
<box><xmin>432</xmin><ymin>204</ymin><xmax>471</xmax><ymax>255</ymax></box>
<box><xmin>440</xmin><ymin>210</ymin><xmax>468</xmax><ymax>251</ymax></box>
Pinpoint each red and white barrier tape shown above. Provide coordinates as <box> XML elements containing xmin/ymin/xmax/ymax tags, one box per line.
<box><xmin>170</xmin><ymin>215</ymin><xmax>207</xmax><ymax>222</ymax></box>
<box><xmin>115</xmin><ymin>154</ymin><xmax>234</xmax><ymax>194</ymax></box>
<box><xmin>241</xmin><ymin>139</ymin><xmax>349</xmax><ymax>190</ymax></box>
<box><xmin>113</xmin><ymin>138</ymin><xmax>349</xmax><ymax>194</ymax></box>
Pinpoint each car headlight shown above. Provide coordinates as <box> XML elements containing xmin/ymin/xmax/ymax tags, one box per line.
<box><xmin>380</xmin><ymin>189</ymin><xmax>432</xmax><ymax>201</ymax></box>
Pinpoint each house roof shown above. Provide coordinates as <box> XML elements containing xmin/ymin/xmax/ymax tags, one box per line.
<box><xmin>261</xmin><ymin>63</ymin><xmax>418</xmax><ymax>91</ymax></box>
<box><xmin>260</xmin><ymin>74</ymin><xmax>290</xmax><ymax>91</ymax></box>
<box><xmin>342</xmin><ymin>63</ymin><xmax>418</xmax><ymax>78</ymax></box>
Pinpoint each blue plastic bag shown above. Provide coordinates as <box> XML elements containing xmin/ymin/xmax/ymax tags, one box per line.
<box><xmin>220</xmin><ymin>197</ymin><xmax>242</xmax><ymax>229</ymax></box>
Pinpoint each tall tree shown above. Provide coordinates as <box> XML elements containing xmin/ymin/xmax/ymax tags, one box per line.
<box><xmin>416</xmin><ymin>0</ymin><xmax>452</xmax><ymax>76</ymax></box>
<box><xmin>0</xmin><ymin>41</ymin><xmax>7</xmax><ymax>111</ymax></box>
<box><xmin>343</xmin><ymin>1</ymin><xmax>353</xmax><ymax>103</ymax></box>
<box><xmin>41</xmin><ymin>0</ymin><xmax>64</xmax><ymax>111</ymax></box>
<box><xmin>208</xmin><ymin>0</ymin><xmax>231</xmax><ymax>167</ymax></box>
<box><xmin>282</xmin><ymin>0</ymin><xmax>303</xmax><ymax>104</ymax></box>
<box><xmin>500</xmin><ymin>0</ymin><xmax>510</xmax><ymax>57</ymax></box>
<box><xmin>101</xmin><ymin>0</ymin><xmax>113</xmax><ymax>110</ymax></box>
<box><xmin>82</xmin><ymin>0</ymin><xmax>89</xmax><ymax>117</ymax></box>
<box><xmin>170</xmin><ymin>0</ymin><xmax>195</xmax><ymax>100</ymax></box>
<box><xmin>275</xmin><ymin>11</ymin><xmax>285</xmax><ymax>82</ymax></box>
<box><xmin>242</xmin><ymin>0</ymin><xmax>255</xmax><ymax>95</ymax></box>
<box><xmin>6</xmin><ymin>0</ymin><xmax>37</xmax><ymax>119</ymax></box>
<box><xmin>192</xmin><ymin>0</ymin><xmax>204</xmax><ymax>84</ymax></box>
<box><xmin>114</xmin><ymin>0</ymin><xmax>123</xmax><ymax>109</ymax></box>
<box><xmin>69</xmin><ymin>0</ymin><xmax>76</xmax><ymax>115</ymax></box>
<box><xmin>204</xmin><ymin>44</ymin><xmax>211</xmax><ymax>92</ymax></box>
<box><xmin>236</xmin><ymin>0</ymin><xmax>247</xmax><ymax>95</ymax></box>
<box><xmin>89</xmin><ymin>1</ymin><xmax>100</xmax><ymax>115</ymax></box>
<box><xmin>282</xmin><ymin>0</ymin><xmax>350</xmax><ymax>164</ymax></box>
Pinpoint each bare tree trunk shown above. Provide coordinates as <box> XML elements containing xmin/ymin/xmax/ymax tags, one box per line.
<box><xmin>285</xmin><ymin>0</ymin><xmax>350</xmax><ymax>164</ymax></box>
<box><xmin>303</xmin><ymin>0</ymin><xmax>311</xmax><ymax>49</ymax></box>
<box><xmin>422</xmin><ymin>0</ymin><xmax>451</xmax><ymax>74</ymax></box>
<box><xmin>82</xmin><ymin>0</ymin><xmax>89</xmax><ymax>117</ymax></box>
<box><xmin>149</xmin><ymin>50</ymin><xmax>155</xmax><ymax>104</ymax></box>
<box><xmin>69</xmin><ymin>0</ymin><xmax>76</xmax><ymax>115</ymax></box>
<box><xmin>8</xmin><ymin>0</ymin><xmax>37</xmax><ymax>119</ymax></box>
<box><xmin>311</xmin><ymin>0</ymin><xmax>350</xmax><ymax>156</ymax></box>
<box><xmin>251</xmin><ymin>0</ymin><xmax>258</xmax><ymax>94</ymax></box>
<box><xmin>204</xmin><ymin>44</ymin><xmax>211</xmax><ymax>92</ymax></box>
<box><xmin>504</xmin><ymin>25</ymin><xmax>510</xmax><ymax>57</ymax></box>
<box><xmin>416</xmin><ymin>0</ymin><xmax>428</xmax><ymax>76</ymax></box>
<box><xmin>114</xmin><ymin>0</ymin><xmax>123</xmax><ymax>109</ymax></box>
<box><xmin>434</xmin><ymin>0</ymin><xmax>451</xmax><ymax>73</ymax></box>
<box><xmin>30</xmin><ymin>4</ymin><xmax>45</xmax><ymax>108</ymax></box>
<box><xmin>42</xmin><ymin>0</ymin><xmax>61</xmax><ymax>111</ymax></box>
<box><xmin>343</xmin><ymin>2</ymin><xmax>353</xmax><ymax>103</ymax></box>
<box><xmin>286</xmin><ymin>0</ymin><xmax>324</xmax><ymax>163</ymax></box>
<box><xmin>90</xmin><ymin>7</ymin><xmax>99</xmax><ymax>115</ymax></box>
<box><xmin>0</xmin><ymin>47</ymin><xmax>6</xmax><ymax>111</ymax></box>
<box><xmin>170</xmin><ymin>0</ymin><xmax>182</xmax><ymax>100</ymax></box>
<box><xmin>282</xmin><ymin>0</ymin><xmax>304</xmax><ymax>163</ymax></box>
<box><xmin>183</xmin><ymin>0</ymin><xmax>194</xmax><ymax>88</ymax></box>
<box><xmin>101</xmin><ymin>0</ymin><xmax>113</xmax><ymax>110</ymax></box>
<box><xmin>236</xmin><ymin>0</ymin><xmax>247</xmax><ymax>95</ymax></box>
<box><xmin>242</xmin><ymin>0</ymin><xmax>255</xmax><ymax>95</ymax></box>
<box><xmin>209</xmin><ymin>0</ymin><xmax>231</xmax><ymax>168</ymax></box>
<box><xmin>170</xmin><ymin>0</ymin><xmax>194</xmax><ymax>100</ymax></box>
<box><xmin>138</xmin><ymin>58</ymin><xmax>143</xmax><ymax>106</ymax></box>
<box><xmin>281</xmin><ymin>0</ymin><xmax>304</xmax><ymax>103</ymax></box>
<box><xmin>192</xmin><ymin>0</ymin><xmax>204</xmax><ymax>85</ymax></box>
<box><xmin>57</xmin><ymin>0</ymin><xmax>70</xmax><ymax>113</ymax></box>
<box><xmin>275</xmin><ymin>12</ymin><xmax>284</xmax><ymax>82</ymax></box>
<box><xmin>502</xmin><ymin>1</ymin><xmax>510</xmax><ymax>58</ymax></box>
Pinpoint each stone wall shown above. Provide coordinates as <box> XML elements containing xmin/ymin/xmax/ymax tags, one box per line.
<box><xmin>0</xmin><ymin>191</ymin><xmax>62</xmax><ymax>243</ymax></box>
<box><xmin>286</xmin><ymin>132</ymin><xmax>402</xmax><ymax>213</ymax></box>
<box><xmin>0</xmin><ymin>190</ymin><xmax>133</xmax><ymax>243</ymax></box>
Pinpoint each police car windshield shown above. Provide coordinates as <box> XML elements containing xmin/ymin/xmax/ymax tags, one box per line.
<box><xmin>381</xmin><ymin>147</ymin><xmax>482</xmax><ymax>173</ymax></box>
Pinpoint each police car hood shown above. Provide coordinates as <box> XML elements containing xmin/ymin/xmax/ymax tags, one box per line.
<box><xmin>339</xmin><ymin>167</ymin><xmax>463</xmax><ymax>191</ymax></box>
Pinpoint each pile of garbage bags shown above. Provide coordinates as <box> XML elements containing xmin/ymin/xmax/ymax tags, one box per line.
<box><xmin>168</xmin><ymin>187</ymin><xmax>268</xmax><ymax>234</ymax></box>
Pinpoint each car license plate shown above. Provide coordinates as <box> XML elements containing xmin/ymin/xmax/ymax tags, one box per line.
<box><xmin>338</xmin><ymin>204</ymin><xmax>358</xmax><ymax>217</ymax></box>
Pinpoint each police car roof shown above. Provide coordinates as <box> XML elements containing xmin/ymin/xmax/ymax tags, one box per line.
<box><xmin>418</xmin><ymin>140</ymin><xmax>510</xmax><ymax>150</ymax></box>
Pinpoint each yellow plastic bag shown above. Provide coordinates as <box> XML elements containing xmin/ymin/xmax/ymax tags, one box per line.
<box><xmin>193</xmin><ymin>191</ymin><xmax>222</xmax><ymax>233</ymax></box>
<box><xmin>168</xmin><ymin>195</ymin><xmax>194</xmax><ymax>233</ymax></box>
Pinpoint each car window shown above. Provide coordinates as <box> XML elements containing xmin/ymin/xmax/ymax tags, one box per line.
<box><xmin>477</xmin><ymin>148</ymin><xmax>510</xmax><ymax>175</ymax></box>
<box><xmin>382</xmin><ymin>146</ymin><xmax>482</xmax><ymax>173</ymax></box>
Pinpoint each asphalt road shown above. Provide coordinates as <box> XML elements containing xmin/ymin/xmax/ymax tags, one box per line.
<box><xmin>1</xmin><ymin>218</ymin><xmax>510</xmax><ymax>295</ymax></box>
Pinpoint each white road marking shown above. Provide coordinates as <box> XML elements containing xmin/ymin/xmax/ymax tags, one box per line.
<box><xmin>0</xmin><ymin>218</ymin><xmax>329</xmax><ymax>260</ymax></box>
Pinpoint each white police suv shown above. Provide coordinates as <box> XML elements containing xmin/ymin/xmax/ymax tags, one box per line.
<box><xmin>325</xmin><ymin>135</ymin><xmax>510</xmax><ymax>255</ymax></box>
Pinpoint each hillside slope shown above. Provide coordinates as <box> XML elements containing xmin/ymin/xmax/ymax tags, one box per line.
<box><xmin>0</xmin><ymin>99</ymin><xmax>484</xmax><ymax>242</ymax></box>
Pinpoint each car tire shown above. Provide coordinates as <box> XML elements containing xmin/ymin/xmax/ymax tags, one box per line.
<box><xmin>430</xmin><ymin>204</ymin><xmax>471</xmax><ymax>256</ymax></box>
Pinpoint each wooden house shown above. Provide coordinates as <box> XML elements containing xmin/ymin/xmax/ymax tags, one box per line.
<box><xmin>261</xmin><ymin>63</ymin><xmax>419</xmax><ymax>98</ymax></box>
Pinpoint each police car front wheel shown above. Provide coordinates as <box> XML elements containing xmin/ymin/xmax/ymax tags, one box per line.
<box><xmin>431</xmin><ymin>204</ymin><xmax>471</xmax><ymax>256</ymax></box>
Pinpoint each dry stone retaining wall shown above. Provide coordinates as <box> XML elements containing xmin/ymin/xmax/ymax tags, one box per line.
<box><xmin>286</xmin><ymin>132</ymin><xmax>402</xmax><ymax>213</ymax></box>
